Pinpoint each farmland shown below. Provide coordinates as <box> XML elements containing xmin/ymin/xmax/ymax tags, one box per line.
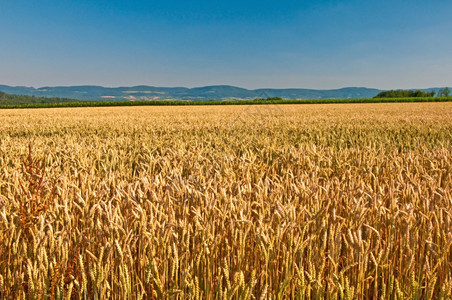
<box><xmin>0</xmin><ymin>96</ymin><xmax>451</xmax><ymax>109</ymax></box>
<box><xmin>0</xmin><ymin>103</ymin><xmax>451</xmax><ymax>299</ymax></box>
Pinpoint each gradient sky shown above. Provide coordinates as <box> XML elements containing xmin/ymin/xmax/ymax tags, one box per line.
<box><xmin>1</xmin><ymin>0</ymin><xmax>452</xmax><ymax>89</ymax></box>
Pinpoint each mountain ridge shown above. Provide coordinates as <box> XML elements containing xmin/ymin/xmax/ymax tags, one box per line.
<box><xmin>0</xmin><ymin>84</ymin><xmax>445</xmax><ymax>101</ymax></box>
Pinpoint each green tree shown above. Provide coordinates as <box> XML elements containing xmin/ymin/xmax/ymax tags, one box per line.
<box><xmin>437</xmin><ymin>87</ymin><xmax>450</xmax><ymax>97</ymax></box>
<box><xmin>266</xmin><ymin>97</ymin><xmax>283</xmax><ymax>101</ymax></box>
<box><xmin>374</xmin><ymin>89</ymin><xmax>435</xmax><ymax>98</ymax></box>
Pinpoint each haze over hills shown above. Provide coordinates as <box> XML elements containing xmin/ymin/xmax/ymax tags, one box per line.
<box><xmin>0</xmin><ymin>85</ymin><xmax>384</xmax><ymax>101</ymax></box>
<box><xmin>0</xmin><ymin>85</ymin><xmax>446</xmax><ymax>101</ymax></box>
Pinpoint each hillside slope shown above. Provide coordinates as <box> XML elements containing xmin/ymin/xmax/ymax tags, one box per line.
<box><xmin>0</xmin><ymin>85</ymin><xmax>382</xmax><ymax>101</ymax></box>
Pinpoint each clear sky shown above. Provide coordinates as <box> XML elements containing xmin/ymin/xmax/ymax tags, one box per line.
<box><xmin>1</xmin><ymin>0</ymin><xmax>451</xmax><ymax>89</ymax></box>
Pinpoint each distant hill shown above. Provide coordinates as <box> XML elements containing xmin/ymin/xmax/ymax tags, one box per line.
<box><xmin>0</xmin><ymin>84</ymin><xmax>447</xmax><ymax>102</ymax></box>
<box><xmin>0</xmin><ymin>85</ymin><xmax>384</xmax><ymax>101</ymax></box>
<box><xmin>0</xmin><ymin>91</ymin><xmax>78</xmax><ymax>105</ymax></box>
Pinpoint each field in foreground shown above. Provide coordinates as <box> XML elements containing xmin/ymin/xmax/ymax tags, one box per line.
<box><xmin>0</xmin><ymin>103</ymin><xmax>451</xmax><ymax>299</ymax></box>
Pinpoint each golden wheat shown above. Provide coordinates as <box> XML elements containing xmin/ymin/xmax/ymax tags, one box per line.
<box><xmin>0</xmin><ymin>103</ymin><xmax>451</xmax><ymax>299</ymax></box>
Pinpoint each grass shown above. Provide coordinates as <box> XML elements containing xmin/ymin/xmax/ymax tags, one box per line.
<box><xmin>0</xmin><ymin>103</ymin><xmax>451</xmax><ymax>299</ymax></box>
<box><xmin>0</xmin><ymin>96</ymin><xmax>451</xmax><ymax>109</ymax></box>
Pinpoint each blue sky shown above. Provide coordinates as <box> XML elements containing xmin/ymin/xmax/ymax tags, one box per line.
<box><xmin>1</xmin><ymin>0</ymin><xmax>451</xmax><ymax>89</ymax></box>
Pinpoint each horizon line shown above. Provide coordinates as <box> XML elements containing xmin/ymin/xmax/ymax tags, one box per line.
<box><xmin>1</xmin><ymin>83</ymin><xmax>449</xmax><ymax>91</ymax></box>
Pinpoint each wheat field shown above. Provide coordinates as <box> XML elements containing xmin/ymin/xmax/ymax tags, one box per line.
<box><xmin>0</xmin><ymin>103</ymin><xmax>451</xmax><ymax>299</ymax></box>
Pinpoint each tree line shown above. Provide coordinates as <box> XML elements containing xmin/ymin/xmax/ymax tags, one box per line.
<box><xmin>374</xmin><ymin>87</ymin><xmax>450</xmax><ymax>98</ymax></box>
<box><xmin>0</xmin><ymin>91</ymin><xmax>78</xmax><ymax>105</ymax></box>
